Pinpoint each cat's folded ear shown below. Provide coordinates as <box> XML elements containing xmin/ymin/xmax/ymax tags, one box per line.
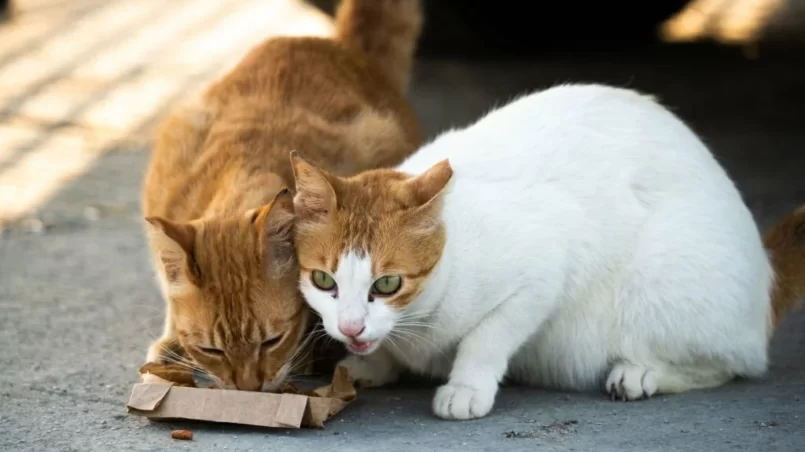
<box><xmin>249</xmin><ymin>187</ymin><xmax>297</xmax><ymax>276</ymax></box>
<box><xmin>144</xmin><ymin>217</ymin><xmax>201</xmax><ymax>287</ymax></box>
<box><xmin>405</xmin><ymin>159</ymin><xmax>453</xmax><ymax>207</ymax></box>
<box><xmin>290</xmin><ymin>151</ymin><xmax>337</xmax><ymax>223</ymax></box>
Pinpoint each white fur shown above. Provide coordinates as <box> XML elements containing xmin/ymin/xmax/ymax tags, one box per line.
<box><xmin>302</xmin><ymin>84</ymin><xmax>775</xmax><ymax>420</ymax></box>
<box><xmin>302</xmin><ymin>250</ymin><xmax>399</xmax><ymax>352</ymax></box>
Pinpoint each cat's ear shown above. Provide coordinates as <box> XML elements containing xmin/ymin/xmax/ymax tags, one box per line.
<box><xmin>405</xmin><ymin>159</ymin><xmax>453</xmax><ymax>207</ymax></box>
<box><xmin>290</xmin><ymin>151</ymin><xmax>337</xmax><ymax>223</ymax></box>
<box><xmin>144</xmin><ymin>217</ymin><xmax>201</xmax><ymax>287</ymax></box>
<box><xmin>250</xmin><ymin>187</ymin><xmax>297</xmax><ymax>276</ymax></box>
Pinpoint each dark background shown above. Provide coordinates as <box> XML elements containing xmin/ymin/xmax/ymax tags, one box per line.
<box><xmin>313</xmin><ymin>0</ymin><xmax>801</xmax><ymax>55</ymax></box>
<box><xmin>309</xmin><ymin>0</ymin><xmax>805</xmax><ymax>228</ymax></box>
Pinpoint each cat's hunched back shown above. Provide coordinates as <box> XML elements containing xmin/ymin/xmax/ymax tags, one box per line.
<box><xmin>395</xmin><ymin>84</ymin><xmax>772</xmax><ymax>390</ymax></box>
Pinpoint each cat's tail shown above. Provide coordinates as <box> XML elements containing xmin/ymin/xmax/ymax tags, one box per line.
<box><xmin>764</xmin><ymin>205</ymin><xmax>805</xmax><ymax>326</ymax></box>
<box><xmin>334</xmin><ymin>0</ymin><xmax>423</xmax><ymax>93</ymax></box>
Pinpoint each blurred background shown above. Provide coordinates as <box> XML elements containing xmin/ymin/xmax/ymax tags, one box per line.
<box><xmin>1</xmin><ymin>1</ymin><xmax>804</xmax><ymax>449</ymax></box>
<box><xmin>0</xmin><ymin>0</ymin><xmax>802</xmax><ymax>231</ymax></box>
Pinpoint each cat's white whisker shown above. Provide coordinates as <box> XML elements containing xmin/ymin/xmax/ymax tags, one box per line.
<box><xmin>394</xmin><ymin>322</ymin><xmax>437</xmax><ymax>330</ymax></box>
<box><xmin>162</xmin><ymin>356</ymin><xmax>205</xmax><ymax>374</ymax></box>
<box><xmin>390</xmin><ymin>328</ymin><xmax>448</xmax><ymax>360</ymax></box>
<box><xmin>383</xmin><ymin>335</ymin><xmax>410</xmax><ymax>364</ymax></box>
<box><xmin>396</xmin><ymin>311</ymin><xmax>435</xmax><ymax>321</ymax></box>
<box><xmin>386</xmin><ymin>332</ymin><xmax>420</xmax><ymax>358</ymax></box>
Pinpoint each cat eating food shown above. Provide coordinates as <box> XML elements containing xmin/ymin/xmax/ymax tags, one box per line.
<box><xmin>141</xmin><ymin>0</ymin><xmax>423</xmax><ymax>391</ymax></box>
<box><xmin>291</xmin><ymin>84</ymin><xmax>805</xmax><ymax>419</ymax></box>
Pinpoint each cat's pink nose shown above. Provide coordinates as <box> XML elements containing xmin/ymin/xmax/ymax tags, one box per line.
<box><xmin>338</xmin><ymin>319</ymin><xmax>365</xmax><ymax>338</ymax></box>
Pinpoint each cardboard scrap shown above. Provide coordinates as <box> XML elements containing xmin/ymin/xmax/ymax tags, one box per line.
<box><xmin>127</xmin><ymin>365</ymin><xmax>356</xmax><ymax>429</ymax></box>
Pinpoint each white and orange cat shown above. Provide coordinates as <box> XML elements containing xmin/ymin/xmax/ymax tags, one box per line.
<box><xmin>141</xmin><ymin>0</ymin><xmax>423</xmax><ymax>391</ymax></box>
<box><xmin>291</xmin><ymin>84</ymin><xmax>805</xmax><ymax>419</ymax></box>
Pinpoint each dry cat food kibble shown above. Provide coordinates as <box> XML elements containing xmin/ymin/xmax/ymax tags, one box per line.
<box><xmin>171</xmin><ymin>430</ymin><xmax>193</xmax><ymax>440</ymax></box>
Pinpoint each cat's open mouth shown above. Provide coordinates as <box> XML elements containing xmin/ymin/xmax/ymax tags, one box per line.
<box><xmin>347</xmin><ymin>338</ymin><xmax>376</xmax><ymax>354</ymax></box>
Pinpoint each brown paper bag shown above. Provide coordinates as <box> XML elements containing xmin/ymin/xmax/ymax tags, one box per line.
<box><xmin>127</xmin><ymin>365</ymin><xmax>356</xmax><ymax>428</ymax></box>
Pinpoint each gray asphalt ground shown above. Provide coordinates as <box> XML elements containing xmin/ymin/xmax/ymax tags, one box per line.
<box><xmin>1</xmin><ymin>3</ymin><xmax>805</xmax><ymax>451</ymax></box>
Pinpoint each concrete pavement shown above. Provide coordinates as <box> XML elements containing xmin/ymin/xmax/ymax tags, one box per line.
<box><xmin>1</xmin><ymin>1</ymin><xmax>804</xmax><ymax>451</ymax></box>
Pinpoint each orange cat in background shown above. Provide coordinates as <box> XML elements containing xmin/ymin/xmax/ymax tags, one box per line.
<box><xmin>140</xmin><ymin>0</ymin><xmax>423</xmax><ymax>391</ymax></box>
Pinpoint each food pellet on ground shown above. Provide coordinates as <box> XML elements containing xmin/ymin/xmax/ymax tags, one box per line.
<box><xmin>171</xmin><ymin>430</ymin><xmax>193</xmax><ymax>440</ymax></box>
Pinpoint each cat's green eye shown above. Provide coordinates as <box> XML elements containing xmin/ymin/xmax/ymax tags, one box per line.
<box><xmin>371</xmin><ymin>275</ymin><xmax>402</xmax><ymax>296</ymax></box>
<box><xmin>311</xmin><ymin>270</ymin><xmax>336</xmax><ymax>291</ymax></box>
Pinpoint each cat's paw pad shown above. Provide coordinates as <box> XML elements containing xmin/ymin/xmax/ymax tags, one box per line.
<box><xmin>338</xmin><ymin>355</ymin><xmax>396</xmax><ymax>388</ymax></box>
<box><xmin>605</xmin><ymin>363</ymin><xmax>657</xmax><ymax>401</ymax></box>
<box><xmin>432</xmin><ymin>382</ymin><xmax>496</xmax><ymax>420</ymax></box>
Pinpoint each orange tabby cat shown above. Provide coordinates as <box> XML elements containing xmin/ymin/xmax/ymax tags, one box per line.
<box><xmin>141</xmin><ymin>0</ymin><xmax>423</xmax><ymax>391</ymax></box>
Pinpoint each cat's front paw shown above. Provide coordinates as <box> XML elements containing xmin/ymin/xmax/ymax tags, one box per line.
<box><xmin>605</xmin><ymin>362</ymin><xmax>657</xmax><ymax>401</ymax></box>
<box><xmin>338</xmin><ymin>353</ymin><xmax>399</xmax><ymax>388</ymax></box>
<box><xmin>432</xmin><ymin>381</ymin><xmax>497</xmax><ymax>420</ymax></box>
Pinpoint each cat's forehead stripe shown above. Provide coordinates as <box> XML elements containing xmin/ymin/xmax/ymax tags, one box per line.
<box><xmin>334</xmin><ymin>249</ymin><xmax>373</xmax><ymax>278</ymax></box>
<box><xmin>212</xmin><ymin>316</ymin><xmax>225</xmax><ymax>347</ymax></box>
<box><xmin>331</xmin><ymin>249</ymin><xmax>376</xmax><ymax>305</ymax></box>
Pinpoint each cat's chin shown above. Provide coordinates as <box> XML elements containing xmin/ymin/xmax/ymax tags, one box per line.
<box><xmin>346</xmin><ymin>338</ymin><xmax>379</xmax><ymax>355</ymax></box>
